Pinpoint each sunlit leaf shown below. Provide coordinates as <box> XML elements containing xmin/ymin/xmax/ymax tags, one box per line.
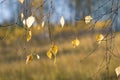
<box><xmin>72</xmin><ymin>38</ymin><xmax>80</xmax><ymax>48</ymax></box>
<box><xmin>47</xmin><ymin>44</ymin><xmax>58</xmax><ymax>64</ymax></box>
<box><xmin>96</xmin><ymin>34</ymin><xmax>104</xmax><ymax>44</ymax></box>
<box><xmin>23</xmin><ymin>19</ymin><xmax>25</xmax><ymax>26</ymax></box>
<box><xmin>19</xmin><ymin>0</ymin><xmax>24</xmax><ymax>4</ymax></box>
<box><xmin>60</xmin><ymin>16</ymin><xmax>65</xmax><ymax>28</ymax></box>
<box><xmin>41</xmin><ymin>21</ymin><xmax>45</xmax><ymax>28</ymax></box>
<box><xmin>36</xmin><ymin>54</ymin><xmax>40</xmax><ymax>59</ymax></box>
<box><xmin>26</xmin><ymin>54</ymin><xmax>33</xmax><ymax>64</ymax></box>
<box><xmin>96</xmin><ymin>34</ymin><xmax>104</xmax><ymax>41</ymax></box>
<box><xmin>115</xmin><ymin>66</ymin><xmax>120</xmax><ymax>77</ymax></box>
<box><xmin>26</xmin><ymin>16</ymin><xmax>35</xmax><ymax>28</ymax></box>
<box><xmin>85</xmin><ymin>16</ymin><xmax>93</xmax><ymax>24</ymax></box>
<box><xmin>47</xmin><ymin>50</ymin><xmax>52</xmax><ymax>59</ymax></box>
<box><xmin>27</xmin><ymin>30</ymin><xmax>32</xmax><ymax>42</ymax></box>
<box><xmin>51</xmin><ymin>45</ymin><xmax>58</xmax><ymax>56</ymax></box>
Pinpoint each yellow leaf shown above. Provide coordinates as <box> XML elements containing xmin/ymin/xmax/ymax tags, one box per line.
<box><xmin>47</xmin><ymin>50</ymin><xmax>52</xmax><ymax>59</ymax></box>
<box><xmin>41</xmin><ymin>21</ymin><xmax>45</xmax><ymax>28</ymax></box>
<box><xmin>85</xmin><ymin>16</ymin><xmax>93</xmax><ymax>24</ymax></box>
<box><xmin>60</xmin><ymin>16</ymin><xmax>65</xmax><ymax>28</ymax></box>
<box><xmin>96</xmin><ymin>34</ymin><xmax>104</xmax><ymax>41</ymax></box>
<box><xmin>51</xmin><ymin>45</ymin><xmax>58</xmax><ymax>56</ymax></box>
<box><xmin>72</xmin><ymin>38</ymin><xmax>80</xmax><ymax>48</ymax></box>
<box><xmin>23</xmin><ymin>19</ymin><xmax>25</xmax><ymax>26</ymax></box>
<box><xmin>115</xmin><ymin>66</ymin><xmax>120</xmax><ymax>77</ymax></box>
<box><xmin>19</xmin><ymin>0</ymin><xmax>24</xmax><ymax>4</ymax></box>
<box><xmin>47</xmin><ymin>44</ymin><xmax>58</xmax><ymax>64</ymax></box>
<box><xmin>96</xmin><ymin>34</ymin><xmax>104</xmax><ymax>44</ymax></box>
<box><xmin>26</xmin><ymin>54</ymin><xmax>33</xmax><ymax>64</ymax></box>
<box><xmin>27</xmin><ymin>30</ymin><xmax>32</xmax><ymax>42</ymax></box>
<box><xmin>36</xmin><ymin>54</ymin><xmax>40</xmax><ymax>59</ymax></box>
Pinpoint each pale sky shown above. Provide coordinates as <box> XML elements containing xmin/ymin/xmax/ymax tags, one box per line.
<box><xmin>0</xmin><ymin>0</ymin><xmax>119</xmax><ymax>29</ymax></box>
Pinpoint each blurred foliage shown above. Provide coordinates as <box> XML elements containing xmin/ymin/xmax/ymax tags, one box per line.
<box><xmin>0</xmin><ymin>26</ymin><xmax>25</xmax><ymax>45</ymax></box>
<box><xmin>0</xmin><ymin>30</ymin><xmax>120</xmax><ymax>80</ymax></box>
<box><xmin>0</xmin><ymin>20</ymin><xmax>115</xmax><ymax>80</ymax></box>
<box><xmin>0</xmin><ymin>20</ymin><xmax>110</xmax><ymax>45</ymax></box>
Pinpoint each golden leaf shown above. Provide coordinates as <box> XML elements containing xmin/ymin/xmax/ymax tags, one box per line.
<box><xmin>47</xmin><ymin>44</ymin><xmax>58</xmax><ymax>64</ymax></box>
<box><xmin>41</xmin><ymin>21</ymin><xmax>45</xmax><ymax>28</ymax></box>
<box><xmin>36</xmin><ymin>54</ymin><xmax>40</xmax><ymax>59</ymax></box>
<box><xmin>26</xmin><ymin>54</ymin><xmax>33</xmax><ymax>64</ymax></box>
<box><xmin>19</xmin><ymin>0</ymin><xmax>24</xmax><ymax>4</ymax></box>
<box><xmin>85</xmin><ymin>16</ymin><xmax>93</xmax><ymax>24</ymax></box>
<box><xmin>51</xmin><ymin>45</ymin><xmax>58</xmax><ymax>56</ymax></box>
<box><xmin>27</xmin><ymin>30</ymin><xmax>32</xmax><ymax>42</ymax></box>
<box><xmin>96</xmin><ymin>34</ymin><xmax>104</xmax><ymax>44</ymax></box>
<box><xmin>115</xmin><ymin>66</ymin><xmax>120</xmax><ymax>77</ymax></box>
<box><xmin>72</xmin><ymin>38</ymin><xmax>80</xmax><ymax>48</ymax></box>
<box><xmin>96</xmin><ymin>34</ymin><xmax>104</xmax><ymax>41</ymax></box>
<box><xmin>60</xmin><ymin>16</ymin><xmax>65</xmax><ymax>28</ymax></box>
<box><xmin>23</xmin><ymin>19</ymin><xmax>25</xmax><ymax>26</ymax></box>
<box><xmin>47</xmin><ymin>50</ymin><xmax>52</xmax><ymax>59</ymax></box>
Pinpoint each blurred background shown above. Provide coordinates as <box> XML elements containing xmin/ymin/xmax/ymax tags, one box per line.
<box><xmin>0</xmin><ymin>0</ymin><xmax>120</xmax><ymax>80</ymax></box>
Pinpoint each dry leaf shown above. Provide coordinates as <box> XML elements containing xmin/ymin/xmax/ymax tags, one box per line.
<box><xmin>47</xmin><ymin>50</ymin><xmax>52</xmax><ymax>59</ymax></box>
<box><xmin>51</xmin><ymin>45</ymin><xmax>58</xmax><ymax>56</ymax></box>
<box><xmin>19</xmin><ymin>0</ymin><xmax>24</xmax><ymax>4</ymax></box>
<box><xmin>115</xmin><ymin>66</ymin><xmax>120</xmax><ymax>77</ymax></box>
<box><xmin>26</xmin><ymin>16</ymin><xmax>35</xmax><ymax>28</ymax></box>
<box><xmin>72</xmin><ymin>38</ymin><xmax>80</xmax><ymax>48</ymax></box>
<box><xmin>85</xmin><ymin>16</ymin><xmax>93</xmax><ymax>24</ymax></box>
<box><xmin>36</xmin><ymin>54</ymin><xmax>40</xmax><ymax>59</ymax></box>
<box><xmin>47</xmin><ymin>44</ymin><xmax>58</xmax><ymax>64</ymax></box>
<box><xmin>41</xmin><ymin>21</ymin><xmax>45</xmax><ymax>28</ymax></box>
<box><xmin>23</xmin><ymin>19</ymin><xmax>25</xmax><ymax>25</ymax></box>
<box><xmin>96</xmin><ymin>34</ymin><xmax>104</xmax><ymax>44</ymax></box>
<box><xmin>26</xmin><ymin>54</ymin><xmax>33</xmax><ymax>64</ymax></box>
<box><xmin>60</xmin><ymin>16</ymin><xmax>65</xmax><ymax>28</ymax></box>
